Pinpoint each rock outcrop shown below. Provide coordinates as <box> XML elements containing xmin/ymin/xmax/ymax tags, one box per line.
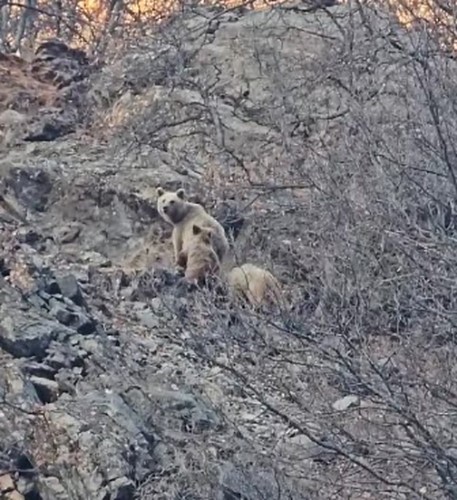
<box><xmin>0</xmin><ymin>40</ymin><xmax>91</xmax><ymax>146</ymax></box>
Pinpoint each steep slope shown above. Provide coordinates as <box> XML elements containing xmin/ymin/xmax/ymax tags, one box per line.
<box><xmin>1</xmin><ymin>3</ymin><xmax>457</xmax><ymax>499</ymax></box>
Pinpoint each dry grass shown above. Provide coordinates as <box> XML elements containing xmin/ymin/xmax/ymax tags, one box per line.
<box><xmin>0</xmin><ymin>53</ymin><xmax>59</xmax><ymax>114</ymax></box>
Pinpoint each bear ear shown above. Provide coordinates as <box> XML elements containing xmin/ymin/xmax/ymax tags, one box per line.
<box><xmin>156</xmin><ymin>187</ymin><xmax>165</xmax><ymax>197</ymax></box>
<box><xmin>193</xmin><ymin>224</ymin><xmax>202</xmax><ymax>235</ymax></box>
<box><xmin>176</xmin><ymin>188</ymin><xmax>185</xmax><ymax>200</ymax></box>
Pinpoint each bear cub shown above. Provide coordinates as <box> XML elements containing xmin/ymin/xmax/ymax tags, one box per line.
<box><xmin>183</xmin><ymin>224</ymin><xmax>221</xmax><ymax>284</ymax></box>
<box><xmin>227</xmin><ymin>263</ymin><xmax>281</xmax><ymax>307</ymax></box>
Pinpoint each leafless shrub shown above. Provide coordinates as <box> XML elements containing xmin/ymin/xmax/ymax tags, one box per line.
<box><xmin>0</xmin><ymin>0</ymin><xmax>283</xmax><ymax>59</ymax></box>
<box><xmin>115</xmin><ymin>1</ymin><xmax>457</xmax><ymax>498</ymax></box>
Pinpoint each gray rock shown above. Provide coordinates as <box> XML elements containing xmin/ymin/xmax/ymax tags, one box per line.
<box><xmin>38</xmin><ymin>476</ymin><xmax>68</xmax><ymax>500</ymax></box>
<box><xmin>150</xmin><ymin>297</ymin><xmax>165</xmax><ymax>313</ymax></box>
<box><xmin>50</xmin><ymin>302</ymin><xmax>75</xmax><ymax>326</ymax></box>
<box><xmin>108</xmin><ymin>476</ymin><xmax>135</xmax><ymax>500</ymax></box>
<box><xmin>8</xmin><ymin>167</ymin><xmax>52</xmax><ymax>212</ymax></box>
<box><xmin>29</xmin><ymin>376</ymin><xmax>60</xmax><ymax>403</ymax></box>
<box><xmin>82</xmin><ymin>251</ymin><xmax>112</xmax><ymax>267</ymax></box>
<box><xmin>217</xmin><ymin>464</ymin><xmax>280</xmax><ymax>500</ymax></box>
<box><xmin>0</xmin><ymin>363</ymin><xmax>42</xmax><ymax>412</ymax></box>
<box><xmin>148</xmin><ymin>387</ymin><xmax>221</xmax><ymax>432</ymax></box>
<box><xmin>136</xmin><ymin>309</ymin><xmax>160</xmax><ymax>329</ymax></box>
<box><xmin>16</xmin><ymin>475</ymin><xmax>40</xmax><ymax>498</ymax></box>
<box><xmin>16</xmin><ymin>228</ymin><xmax>41</xmax><ymax>245</ymax></box>
<box><xmin>46</xmin><ymin>341</ymin><xmax>86</xmax><ymax>369</ymax></box>
<box><xmin>48</xmin><ymin>300</ymin><xmax>96</xmax><ymax>335</ymax></box>
<box><xmin>55</xmin><ymin>224</ymin><xmax>82</xmax><ymax>244</ymax></box>
<box><xmin>0</xmin><ymin>311</ymin><xmax>68</xmax><ymax>359</ymax></box>
<box><xmin>76</xmin><ymin>315</ymin><xmax>96</xmax><ymax>335</ymax></box>
<box><xmin>26</xmin><ymin>293</ymin><xmax>49</xmax><ymax>310</ymax></box>
<box><xmin>446</xmin><ymin>447</ymin><xmax>457</xmax><ymax>461</ymax></box>
<box><xmin>44</xmin><ymin>280</ymin><xmax>61</xmax><ymax>295</ymax></box>
<box><xmin>78</xmin><ymin>337</ymin><xmax>104</xmax><ymax>356</ymax></box>
<box><xmin>41</xmin><ymin>390</ymin><xmax>159</xmax><ymax>497</ymax></box>
<box><xmin>332</xmin><ymin>395</ymin><xmax>360</xmax><ymax>411</ymax></box>
<box><xmin>130</xmin><ymin>301</ymin><xmax>148</xmax><ymax>311</ymax></box>
<box><xmin>56</xmin><ymin>274</ymin><xmax>84</xmax><ymax>306</ymax></box>
<box><xmin>0</xmin><ymin>472</ymin><xmax>15</xmax><ymax>492</ymax></box>
<box><xmin>21</xmin><ymin>361</ymin><xmax>57</xmax><ymax>378</ymax></box>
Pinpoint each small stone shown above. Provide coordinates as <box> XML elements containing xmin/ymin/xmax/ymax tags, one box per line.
<box><xmin>136</xmin><ymin>310</ymin><xmax>159</xmax><ymax>329</ymax></box>
<box><xmin>78</xmin><ymin>338</ymin><xmax>101</xmax><ymax>355</ymax></box>
<box><xmin>6</xmin><ymin>490</ymin><xmax>25</xmax><ymax>500</ymax></box>
<box><xmin>27</xmin><ymin>293</ymin><xmax>49</xmax><ymax>310</ymax></box>
<box><xmin>39</xmin><ymin>476</ymin><xmax>67</xmax><ymax>499</ymax></box>
<box><xmin>0</xmin><ymin>473</ymin><xmax>15</xmax><ymax>492</ymax></box>
<box><xmin>332</xmin><ymin>395</ymin><xmax>360</xmax><ymax>411</ymax></box>
<box><xmin>51</xmin><ymin>304</ymin><xmax>76</xmax><ymax>326</ymax></box>
<box><xmin>82</xmin><ymin>251</ymin><xmax>112</xmax><ymax>267</ymax></box>
<box><xmin>55</xmin><ymin>224</ymin><xmax>81</xmax><ymax>244</ymax></box>
<box><xmin>30</xmin><ymin>255</ymin><xmax>48</xmax><ymax>271</ymax></box>
<box><xmin>46</xmin><ymin>350</ymin><xmax>73</xmax><ymax>369</ymax></box>
<box><xmin>150</xmin><ymin>297</ymin><xmax>165</xmax><ymax>314</ymax></box>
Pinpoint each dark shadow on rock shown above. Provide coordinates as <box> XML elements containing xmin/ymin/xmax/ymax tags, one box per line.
<box><xmin>213</xmin><ymin>201</ymin><xmax>245</xmax><ymax>243</ymax></box>
<box><xmin>7</xmin><ymin>167</ymin><xmax>52</xmax><ymax>212</ymax></box>
<box><xmin>24</xmin><ymin>120</ymin><xmax>74</xmax><ymax>142</ymax></box>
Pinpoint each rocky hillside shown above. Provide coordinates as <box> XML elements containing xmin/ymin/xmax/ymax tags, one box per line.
<box><xmin>1</xmin><ymin>2</ymin><xmax>457</xmax><ymax>499</ymax></box>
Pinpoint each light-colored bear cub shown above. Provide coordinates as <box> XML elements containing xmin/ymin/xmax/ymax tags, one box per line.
<box><xmin>156</xmin><ymin>187</ymin><xmax>229</xmax><ymax>268</ymax></box>
<box><xmin>184</xmin><ymin>224</ymin><xmax>221</xmax><ymax>284</ymax></box>
<box><xmin>227</xmin><ymin>263</ymin><xmax>281</xmax><ymax>307</ymax></box>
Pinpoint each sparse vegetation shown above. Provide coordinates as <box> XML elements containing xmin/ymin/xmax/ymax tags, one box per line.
<box><xmin>1</xmin><ymin>1</ymin><xmax>457</xmax><ymax>499</ymax></box>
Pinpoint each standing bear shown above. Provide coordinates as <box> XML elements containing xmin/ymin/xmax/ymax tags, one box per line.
<box><xmin>156</xmin><ymin>187</ymin><xmax>229</xmax><ymax>270</ymax></box>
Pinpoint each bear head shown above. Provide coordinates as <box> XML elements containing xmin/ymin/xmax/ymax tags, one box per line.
<box><xmin>191</xmin><ymin>224</ymin><xmax>214</xmax><ymax>246</ymax></box>
<box><xmin>156</xmin><ymin>187</ymin><xmax>188</xmax><ymax>223</ymax></box>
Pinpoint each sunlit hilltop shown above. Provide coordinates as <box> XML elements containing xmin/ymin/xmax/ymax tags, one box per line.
<box><xmin>0</xmin><ymin>0</ymin><xmax>455</xmax><ymax>57</ymax></box>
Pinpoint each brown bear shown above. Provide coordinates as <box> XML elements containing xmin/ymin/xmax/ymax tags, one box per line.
<box><xmin>156</xmin><ymin>187</ymin><xmax>229</xmax><ymax>269</ymax></box>
<box><xmin>184</xmin><ymin>224</ymin><xmax>221</xmax><ymax>284</ymax></box>
<box><xmin>227</xmin><ymin>263</ymin><xmax>281</xmax><ymax>307</ymax></box>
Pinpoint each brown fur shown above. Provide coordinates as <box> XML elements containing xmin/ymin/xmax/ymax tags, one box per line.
<box><xmin>227</xmin><ymin>263</ymin><xmax>281</xmax><ymax>307</ymax></box>
<box><xmin>156</xmin><ymin>187</ymin><xmax>229</xmax><ymax>268</ymax></box>
<box><xmin>184</xmin><ymin>224</ymin><xmax>221</xmax><ymax>284</ymax></box>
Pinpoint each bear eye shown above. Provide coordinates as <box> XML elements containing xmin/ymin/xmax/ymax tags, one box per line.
<box><xmin>169</xmin><ymin>200</ymin><xmax>175</xmax><ymax>204</ymax></box>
